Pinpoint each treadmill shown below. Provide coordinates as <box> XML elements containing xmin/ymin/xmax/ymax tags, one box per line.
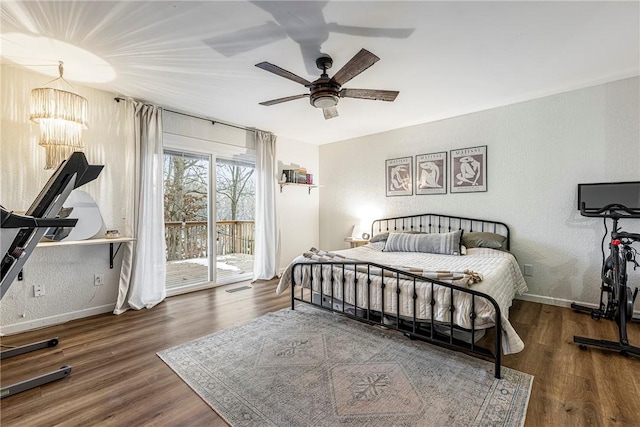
<box><xmin>1</xmin><ymin>152</ymin><xmax>103</xmax><ymax>398</ymax></box>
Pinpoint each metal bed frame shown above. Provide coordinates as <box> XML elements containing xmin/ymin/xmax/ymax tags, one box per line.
<box><xmin>290</xmin><ymin>213</ymin><xmax>511</xmax><ymax>379</ymax></box>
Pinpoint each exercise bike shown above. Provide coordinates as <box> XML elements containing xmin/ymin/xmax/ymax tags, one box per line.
<box><xmin>571</xmin><ymin>203</ymin><xmax>640</xmax><ymax>356</ymax></box>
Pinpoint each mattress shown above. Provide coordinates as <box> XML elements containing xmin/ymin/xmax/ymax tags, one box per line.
<box><xmin>277</xmin><ymin>242</ymin><xmax>528</xmax><ymax>354</ymax></box>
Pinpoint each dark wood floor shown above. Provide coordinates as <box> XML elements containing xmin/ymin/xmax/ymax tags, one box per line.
<box><xmin>1</xmin><ymin>281</ymin><xmax>638</xmax><ymax>426</ymax></box>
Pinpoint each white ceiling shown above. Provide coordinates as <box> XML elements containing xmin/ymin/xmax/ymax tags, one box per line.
<box><xmin>1</xmin><ymin>1</ymin><xmax>638</xmax><ymax>144</ymax></box>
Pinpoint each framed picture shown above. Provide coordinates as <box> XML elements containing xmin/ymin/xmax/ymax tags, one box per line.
<box><xmin>416</xmin><ymin>152</ymin><xmax>447</xmax><ymax>195</ymax></box>
<box><xmin>385</xmin><ymin>157</ymin><xmax>413</xmax><ymax>196</ymax></box>
<box><xmin>450</xmin><ymin>145</ymin><xmax>487</xmax><ymax>193</ymax></box>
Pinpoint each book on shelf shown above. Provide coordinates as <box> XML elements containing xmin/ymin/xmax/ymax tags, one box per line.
<box><xmin>280</xmin><ymin>169</ymin><xmax>314</xmax><ymax>185</ymax></box>
<box><xmin>281</xmin><ymin>169</ymin><xmax>295</xmax><ymax>183</ymax></box>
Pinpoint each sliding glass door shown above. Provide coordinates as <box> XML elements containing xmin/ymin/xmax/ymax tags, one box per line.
<box><xmin>215</xmin><ymin>158</ymin><xmax>255</xmax><ymax>283</ymax></box>
<box><xmin>164</xmin><ymin>150</ymin><xmax>211</xmax><ymax>290</ymax></box>
<box><xmin>163</xmin><ymin>150</ymin><xmax>256</xmax><ymax>293</ymax></box>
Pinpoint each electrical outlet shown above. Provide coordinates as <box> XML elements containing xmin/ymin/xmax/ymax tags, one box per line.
<box><xmin>94</xmin><ymin>274</ymin><xmax>104</xmax><ymax>286</ymax></box>
<box><xmin>524</xmin><ymin>264</ymin><xmax>534</xmax><ymax>277</ymax></box>
<box><xmin>34</xmin><ymin>284</ymin><xmax>45</xmax><ymax>297</ymax></box>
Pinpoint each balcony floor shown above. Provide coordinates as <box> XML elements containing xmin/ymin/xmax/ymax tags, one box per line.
<box><xmin>166</xmin><ymin>253</ymin><xmax>254</xmax><ymax>289</ymax></box>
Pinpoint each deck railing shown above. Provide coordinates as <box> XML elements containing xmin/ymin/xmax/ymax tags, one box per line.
<box><xmin>164</xmin><ymin>220</ymin><xmax>255</xmax><ymax>261</ymax></box>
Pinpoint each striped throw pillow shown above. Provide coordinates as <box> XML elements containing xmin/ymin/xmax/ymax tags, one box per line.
<box><xmin>383</xmin><ymin>230</ymin><xmax>463</xmax><ymax>255</ymax></box>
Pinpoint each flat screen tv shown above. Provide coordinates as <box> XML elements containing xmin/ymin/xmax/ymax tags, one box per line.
<box><xmin>577</xmin><ymin>181</ymin><xmax>640</xmax><ymax>211</ymax></box>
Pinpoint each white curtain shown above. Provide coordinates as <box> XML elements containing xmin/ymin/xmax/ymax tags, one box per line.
<box><xmin>114</xmin><ymin>101</ymin><xmax>166</xmax><ymax>314</ymax></box>
<box><xmin>253</xmin><ymin>131</ymin><xmax>280</xmax><ymax>280</ymax></box>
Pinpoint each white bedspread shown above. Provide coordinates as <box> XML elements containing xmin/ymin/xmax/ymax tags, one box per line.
<box><xmin>277</xmin><ymin>242</ymin><xmax>528</xmax><ymax>354</ymax></box>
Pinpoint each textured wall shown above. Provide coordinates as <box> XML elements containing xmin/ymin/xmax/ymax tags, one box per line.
<box><xmin>319</xmin><ymin>77</ymin><xmax>640</xmax><ymax>308</ymax></box>
<box><xmin>1</xmin><ymin>65</ymin><xmax>129</xmax><ymax>333</ymax></box>
<box><xmin>276</xmin><ymin>136</ymin><xmax>320</xmax><ymax>270</ymax></box>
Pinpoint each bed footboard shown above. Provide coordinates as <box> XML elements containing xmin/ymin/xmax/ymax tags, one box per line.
<box><xmin>290</xmin><ymin>261</ymin><xmax>503</xmax><ymax>379</ymax></box>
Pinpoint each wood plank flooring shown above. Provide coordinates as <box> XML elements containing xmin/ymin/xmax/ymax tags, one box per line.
<box><xmin>1</xmin><ymin>281</ymin><xmax>639</xmax><ymax>426</ymax></box>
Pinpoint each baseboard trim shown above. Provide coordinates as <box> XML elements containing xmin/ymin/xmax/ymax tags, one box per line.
<box><xmin>3</xmin><ymin>292</ymin><xmax>635</xmax><ymax>336</ymax></box>
<box><xmin>0</xmin><ymin>304</ymin><xmax>115</xmax><ymax>336</ymax></box>
<box><xmin>516</xmin><ymin>293</ymin><xmax>640</xmax><ymax>317</ymax></box>
<box><xmin>516</xmin><ymin>293</ymin><xmax>583</xmax><ymax>308</ymax></box>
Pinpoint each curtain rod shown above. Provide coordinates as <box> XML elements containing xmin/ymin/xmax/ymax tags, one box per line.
<box><xmin>114</xmin><ymin>96</ymin><xmax>258</xmax><ymax>133</ymax></box>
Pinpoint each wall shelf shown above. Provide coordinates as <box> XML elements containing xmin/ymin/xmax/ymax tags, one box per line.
<box><xmin>279</xmin><ymin>182</ymin><xmax>321</xmax><ymax>195</ymax></box>
<box><xmin>37</xmin><ymin>237</ymin><xmax>134</xmax><ymax>269</ymax></box>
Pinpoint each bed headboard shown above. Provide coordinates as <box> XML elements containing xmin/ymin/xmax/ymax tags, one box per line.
<box><xmin>371</xmin><ymin>213</ymin><xmax>511</xmax><ymax>250</ymax></box>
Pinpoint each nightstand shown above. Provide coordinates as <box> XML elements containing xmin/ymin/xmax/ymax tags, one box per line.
<box><xmin>344</xmin><ymin>237</ymin><xmax>369</xmax><ymax>248</ymax></box>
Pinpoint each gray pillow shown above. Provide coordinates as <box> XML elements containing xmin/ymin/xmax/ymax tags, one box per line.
<box><xmin>369</xmin><ymin>232</ymin><xmax>390</xmax><ymax>243</ymax></box>
<box><xmin>383</xmin><ymin>230</ymin><xmax>463</xmax><ymax>255</ymax></box>
<box><xmin>462</xmin><ymin>232</ymin><xmax>507</xmax><ymax>251</ymax></box>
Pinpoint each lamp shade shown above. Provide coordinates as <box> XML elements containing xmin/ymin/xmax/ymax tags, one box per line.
<box><xmin>29</xmin><ymin>62</ymin><xmax>89</xmax><ymax>169</ymax></box>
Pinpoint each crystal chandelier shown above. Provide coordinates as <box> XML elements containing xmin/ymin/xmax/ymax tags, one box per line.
<box><xmin>29</xmin><ymin>61</ymin><xmax>88</xmax><ymax>169</ymax></box>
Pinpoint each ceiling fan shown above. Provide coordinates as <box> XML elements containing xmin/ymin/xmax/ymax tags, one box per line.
<box><xmin>255</xmin><ymin>48</ymin><xmax>399</xmax><ymax>119</ymax></box>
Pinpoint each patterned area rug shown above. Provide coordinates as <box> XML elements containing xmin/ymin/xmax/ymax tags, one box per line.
<box><xmin>158</xmin><ymin>306</ymin><xmax>532</xmax><ymax>426</ymax></box>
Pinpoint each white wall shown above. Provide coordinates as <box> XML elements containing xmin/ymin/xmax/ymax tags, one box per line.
<box><xmin>276</xmin><ymin>136</ymin><xmax>320</xmax><ymax>271</ymax></box>
<box><xmin>319</xmin><ymin>77</ymin><xmax>640</xmax><ymax>309</ymax></box>
<box><xmin>0</xmin><ymin>65</ymin><xmax>130</xmax><ymax>333</ymax></box>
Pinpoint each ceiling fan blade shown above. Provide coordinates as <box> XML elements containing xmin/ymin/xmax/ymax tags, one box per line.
<box><xmin>330</xmin><ymin>49</ymin><xmax>380</xmax><ymax>86</ymax></box>
<box><xmin>323</xmin><ymin>106</ymin><xmax>339</xmax><ymax>120</ymax></box>
<box><xmin>259</xmin><ymin>94</ymin><xmax>309</xmax><ymax>106</ymax></box>
<box><xmin>255</xmin><ymin>62</ymin><xmax>312</xmax><ymax>86</ymax></box>
<box><xmin>339</xmin><ymin>88</ymin><xmax>399</xmax><ymax>102</ymax></box>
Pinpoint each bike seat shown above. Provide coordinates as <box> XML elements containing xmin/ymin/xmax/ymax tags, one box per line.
<box><xmin>612</xmin><ymin>231</ymin><xmax>640</xmax><ymax>241</ymax></box>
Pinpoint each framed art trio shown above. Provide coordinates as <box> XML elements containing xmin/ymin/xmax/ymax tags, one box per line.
<box><xmin>386</xmin><ymin>145</ymin><xmax>487</xmax><ymax>197</ymax></box>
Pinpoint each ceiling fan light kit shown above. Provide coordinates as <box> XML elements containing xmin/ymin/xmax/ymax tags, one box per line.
<box><xmin>256</xmin><ymin>48</ymin><xmax>399</xmax><ymax>119</ymax></box>
<box><xmin>309</xmin><ymin>55</ymin><xmax>339</xmax><ymax>108</ymax></box>
<box><xmin>312</xmin><ymin>95</ymin><xmax>338</xmax><ymax>109</ymax></box>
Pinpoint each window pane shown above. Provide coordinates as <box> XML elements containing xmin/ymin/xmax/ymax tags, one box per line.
<box><xmin>164</xmin><ymin>151</ymin><xmax>210</xmax><ymax>288</ymax></box>
<box><xmin>215</xmin><ymin>158</ymin><xmax>255</xmax><ymax>281</ymax></box>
